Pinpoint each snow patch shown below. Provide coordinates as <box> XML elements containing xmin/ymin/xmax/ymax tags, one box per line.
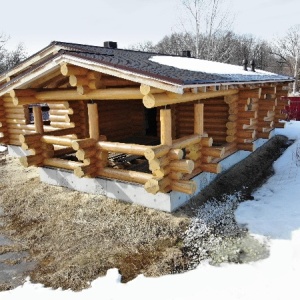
<box><xmin>150</xmin><ymin>55</ymin><xmax>276</xmax><ymax>76</ymax></box>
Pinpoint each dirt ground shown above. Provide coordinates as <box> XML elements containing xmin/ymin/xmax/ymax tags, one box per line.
<box><xmin>0</xmin><ymin>135</ymin><xmax>291</xmax><ymax>291</ymax></box>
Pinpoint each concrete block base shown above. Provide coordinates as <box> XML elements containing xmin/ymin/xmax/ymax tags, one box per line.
<box><xmin>7</xmin><ymin>145</ymin><xmax>31</xmax><ymax>157</ymax></box>
<box><xmin>39</xmin><ymin>138</ymin><xmax>269</xmax><ymax>212</ymax></box>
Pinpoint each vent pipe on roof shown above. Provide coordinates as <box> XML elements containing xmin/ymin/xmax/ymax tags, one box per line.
<box><xmin>104</xmin><ymin>41</ymin><xmax>118</xmax><ymax>49</ymax></box>
<box><xmin>182</xmin><ymin>50</ymin><xmax>191</xmax><ymax>58</ymax></box>
<box><xmin>250</xmin><ymin>59</ymin><xmax>256</xmax><ymax>72</ymax></box>
<box><xmin>242</xmin><ymin>59</ymin><xmax>248</xmax><ymax>71</ymax></box>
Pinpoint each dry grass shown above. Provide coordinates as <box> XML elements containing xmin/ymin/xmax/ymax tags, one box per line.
<box><xmin>0</xmin><ymin>136</ymin><xmax>289</xmax><ymax>291</ymax></box>
<box><xmin>0</xmin><ymin>152</ymin><xmax>189</xmax><ymax>290</ymax></box>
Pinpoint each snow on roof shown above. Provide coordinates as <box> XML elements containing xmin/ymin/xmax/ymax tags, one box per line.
<box><xmin>150</xmin><ymin>55</ymin><xmax>276</xmax><ymax>76</ymax></box>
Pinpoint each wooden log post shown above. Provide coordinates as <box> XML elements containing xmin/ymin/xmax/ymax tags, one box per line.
<box><xmin>33</xmin><ymin>106</ymin><xmax>44</xmax><ymax>134</ymax></box>
<box><xmin>194</xmin><ymin>103</ymin><xmax>204</xmax><ymax>135</ymax></box>
<box><xmin>160</xmin><ymin>109</ymin><xmax>172</xmax><ymax>146</ymax></box>
<box><xmin>87</xmin><ymin>103</ymin><xmax>100</xmax><ymax>140</ymax></box>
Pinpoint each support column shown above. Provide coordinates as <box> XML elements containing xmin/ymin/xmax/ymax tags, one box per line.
<box><xmin>194</xmin><ymin>103</ymin><xmax>204</xmax><ymax>135</ymax></box>
<box><xmin>87</xmin><ymin>103</ymin><xmax>99</xmax><ymax>140</ymax></box>
<box><xmin>33</xmin><ymin>106</ymin><xmax>44</xmax><ymax>134</ymax></box>
<box><xmin>160</xmin><ymin>109</ymin><xmax>172</xmax><ymax>146</ymax></box>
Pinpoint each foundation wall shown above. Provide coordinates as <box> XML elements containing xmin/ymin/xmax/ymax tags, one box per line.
<box><xmin>39</xmin><ymin>138</ymin><xmax>270</xmax><ymax>212</ymax></box>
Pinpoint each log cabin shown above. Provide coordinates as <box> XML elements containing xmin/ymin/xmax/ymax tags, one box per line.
<box><xmin>0</xmin><ymin>41</ymin><xmax>294</xmax><ymax>212</ymax></box>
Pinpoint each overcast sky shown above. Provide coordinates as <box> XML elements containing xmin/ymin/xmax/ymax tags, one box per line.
<box><xmin>2</xmin><ymin>0</ymin><xmax>300</xmax><ymax>56</ymax></box>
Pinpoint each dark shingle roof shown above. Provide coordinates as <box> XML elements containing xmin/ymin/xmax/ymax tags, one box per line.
<box><xmin>52</xmin><ymin>41</ymin><xmax>293</xmax><ymax>85</ymax></box>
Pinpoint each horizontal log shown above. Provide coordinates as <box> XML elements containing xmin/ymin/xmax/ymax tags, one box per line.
<box><xmin>144</xmin><ymin>145</ymin><xmax>170</xmax><ymax>160</ymax></box>
<box><xmin>186</xmin><ymin>150</ymin><xmax>202</xmax><ymax>160</ymax></box>
<box><xmin>19</xmin><ymin>154</ymin><xmax>44</xmax><ymax>167</ymax></box>
<box><xmin>140</xmin><ymin>84</ymin><xmax>165</xmax><ymax>95</ymax></box>
<box><xmin>168</xmin><ymin>148</ymin><xmax>184</xmax><ymax>160</ymax></box>
<box><xmin>172</xmin><ymin>134</ymin><xmax>202</xmax><ymax>149</ymax></box>
<box><xmin>74</xmin><ymin>165</ymin><xmax>98</xmax><ymax>178</ymax></box>
<box><xmin>171</xmin><ymin>180</ymin><xmax>197</xmax><ymax>194</ymax></box>
<box><xmin>47</xmin><ymin>102</ymin><xmax>70</xmax><ymax>109</ymax></box>
<box><xmin>239</xmin><ymin>89</ymin><xmax>261</xmax><ymax>99</ymax></box>
<box><xmin>201</xmin><ymin>137</ymin><xmax>213</xmax><ymax>147</ymax></box>
<box><xmin>201</xmin><ymin>163</ymin><xmax>221</xmax><ymax>173</ymax></box>
<box><xmin>274</xmin><ymin>122</ymin><xmax>285</xmax><ymax>128</ymax></box>
<box><xmin>169</xmin><ymin>159</ymin><xmax>194</xmax><ymax>174</ymax></box>
<box><xmin>72</xmin><ymin>138</ymin><xmax>98</xmax><ymax>150</ymax></box>
<box><xmin>76</xmin><ymin>147</ymin><xmax>97</xmax><ymax>161</ymax></box>
<box><xmin>98</xmin><ymin>167</ymin><xmax>153</xmax><ymax>185</ymax></box>
<box><xmin>236</xmin><ymin>130</ymin><xmax>256</xmax><ymax>139</ymax></box>
<box><xmin>41</xmin><ymin>135</ymin><xmax>73</xmax><ymax>146</ymax></box>
<box><xmin>225</xmin><ymin>136</ymin><xmax>237</xmax><ymax>143</ymax></box>
<box><xmin>60</xmin><ymin>64</ymin><xmax>88</xmax><ymax>76</ymax></box>
<box><xmin>44</xmin><ymin>158</ymin><xmax>84</xmax><ymax>170</ymax></box>
<box><xmin>237</xmin><ymin>143</ymin><xmax>256</xmax><ymax>151</ymax></box>
<box><xmin>19</xmin><ymin>133</ymin><xmax>42</xmax><ymax>143</ymax></box>
<box><xmin>144</xmin><ymin>177</ymin><xmax>171</xmax><ymax>194</ymax></box>
<box><xmin>50</xmin><ymin>121</ymin><xmax>75</xmax><ymax>128</ymax></box>
<box><xmin>35</xmin><ymin>88</ymin><xmax>144</xmax><ymax>101</ymax></box>
<box><xmin>149</xmin><ymin>156</ymin><xmax>169</xmax><ymax>172</ymax></box>
<box><xmin>97</xmin><ymin>141</ymin><xmax>149</xmax><ymax>156</ymax></box>
<box><xmin>143</xmin><ymin>89</ymin><xmax>239</xmax><ymax>108</ymax></box>
<box><xmin>201</xmin><ymin>146</ymin><xmax>225</xmax><ymax>158</ymax></box>
<box><xmin>49</xmin><ymin>108</ymin><xmax>74</xmax><ymax>115</ymax></box>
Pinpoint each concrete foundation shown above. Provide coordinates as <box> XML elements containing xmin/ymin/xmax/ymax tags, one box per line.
<box><xmin>7</xmin><ymin>145</ymin><xmax>31</xmax><ymax>157</ymax></box>
<box><xmin>39</xmin><ymin>138</ymin><xmax>269</xmax><ymax>212</ymax></box>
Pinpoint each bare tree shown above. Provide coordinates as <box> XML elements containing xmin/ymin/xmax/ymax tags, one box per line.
<box><xmin>0</xmin><ymin>33</ymin><xmax>27</xmax><ymax>74</ymax></box>
<box><xmin>272</xmin><ymin>25</ymin><xmax>300</xmax><ymax>94</ymax></box>
<box><xmin>180</xmin><ymin>0</ymin><xmax>234</xmax><ymax>59</ymax></box>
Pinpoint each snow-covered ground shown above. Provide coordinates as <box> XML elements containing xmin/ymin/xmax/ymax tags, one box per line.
<box><xmin>1</xmin><ymin>121</ymin><xmax>300</xmax><ymax>300</ymax></box>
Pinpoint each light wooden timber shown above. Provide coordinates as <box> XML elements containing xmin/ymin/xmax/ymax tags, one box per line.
<box><xmin>48</xmin><ymin>102</ymin><xmax>70</xmax><ymax>109</ymax></box>
<box><xmin>237</xmin><ymin>143</ymin><xmax>256</xmax><ymax>151</ymax></box>
<box><xmin>169</xmin><ymin>159</ymin><xmax>194</xmax><ymax>174</ymax></box>
<box><xmin>200</xmin><ymin>137</ymin><xmax>213</xmax><ymax>147</ymax></box>
<box><xmin>168</xmin><ymin>148</ymin><xmax>184</xmax><ymax>160</ymax></box>
<box><xmin>72</xmin><ymin>138</ymin><xmax>98</xmax><ymax>150</ymax></box>
<box><xmin>87</xmin><ymin>103</ymin><xmax>99</xmax><ymax>140</ymax></box>
<box><xmin>60</xmin><ymin>64</ymin><xmax>88</xmax><ymax>77</ymax></box>
<box><xmin>144</xmin><ymin>177</ymin><xmax>171</xmax><ymax>194</ymax></box>
<box><xmin>76</xmin><ymin>147</ymin><xmax>97</xmax><ymax>161</ymax></box>
<box><xmin>33</xmin><ymin>106</ymin><xmax>44</xmax><ymax>134</ymax></box>
<box><xmin>144</xmin><ymin>145</ymin><xmax>170</xmax><ymax>160</ymax></box>
<box><xmin>143</xmin><ymin>89</ymin><xmax>239</xmax><ymax>108</ymax></box>
<box><xmin>10</xmin><ymin>89</ymin><xmax>36</xmax><ymax>98</ymax></box>
<box><xmin>98</xmin><ymin>141</ymin><xmax>150</xmax><ymax>156</ymax></box>
<box><xmin>69</xmin><ymin>75</ymin><xmax>90</xmax><ymax>87</ymax></box>
<box><xmin>41</xmin><ymin>135</ymin><xmax>73</xmax><ymax>147</ymax></box>
<box><xmin>170</xmin><ymin>180</ymin><xmax>197</xmax><ymax>194</ymax></box>
<box><xmin>201</xmin><ymin>163</ymin><xmax>221</xmax><ymax>173</ymax></box>
<box><xmin>239</xmin><ymin>89</ymin><xmax>262</xmax><ymax>99</ymax></box>
<box><xmin>34</xmin><ymin>88</ymin><xmax>144</xmax><ymax>101</ymax></box>
<box><xmin>201</xmin><ymin>147</ymin><xmax>225</xmax><ymax>158</ymax></box>
<box><xmin>149</xmin><ymin>156</ymin><xmax>169</xmax><ymax>172</ymax></box>
<box><xmin>140</xmin><ymin>84</ymin><xmax>165</xmax><ymax>95</ymax></box>
<box><xmin>50</xmin><ymin>122</ymin><xmax>75</xmax><ymax>128</ymax></box>
<box><xmin>194</xmin><ymin>103</ymin><xmax>204</xmax><ymax>135</ymax></box>
<box><xmin>74</xmin><ymin>165</ymin><xmax>98</xmax><ymax>177</ymax></box>
<box><xmin>44</xmin><ymin>158</ymin><xmax>84</xmax><ymax>170</ymax></box>
<box><xmin>172</xmin><ymin>134</ymin><xmax>202</xmax><ymax>149</ymax></box>
<box><xmin>160</xmin><ymin>109</ymin><xmax>172</xmax><ymax>146</ymax></box>
<box><xmin>98</xmin><ymin>167</ymin><xmax>153</xmax><ymax>185</ymax></box>
<box><xmin>20</xmin><ymin>155</ymin><xmax>44</xmax><ymax>167</ymax></box>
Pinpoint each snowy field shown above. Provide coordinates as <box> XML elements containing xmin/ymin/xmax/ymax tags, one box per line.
<box><xmin>1</xmin><ymin>121</ymin><xmax>300</xmax><ymax>300</ymax></box>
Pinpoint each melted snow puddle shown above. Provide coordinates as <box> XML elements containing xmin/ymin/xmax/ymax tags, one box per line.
<box><xmin>0</xmin><ymin>207</ymin><xmax>36</xmax><ymax>289</ymax></box>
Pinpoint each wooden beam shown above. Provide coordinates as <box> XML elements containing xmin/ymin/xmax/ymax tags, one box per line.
<box><xmin>160</xmin><ymin>109</ymin><xmax>172</xmax><ymax>146</ymax></box>
<box><xmin>194</xmin><ymin>103</ymin><xmax>204</xmax><ymax>135</ymax></box>
<box><xmin>35</xmin><ymin>87</ymin><xmax>143</xmax><ymax>101</ymax></box>
<box><xmin>33</xmin><ymin>106</ymin><xmax>44</xmax><ymax>134</ymax></box>
<box><xmin>87</xmin><ymin>103</ymin><xmax>99</xmax><ymax>140</ymax></box>
<box><xmin>143</xmin><ymin>89</ymin><xmax>239</xmax><ymax>108</ymax></box>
